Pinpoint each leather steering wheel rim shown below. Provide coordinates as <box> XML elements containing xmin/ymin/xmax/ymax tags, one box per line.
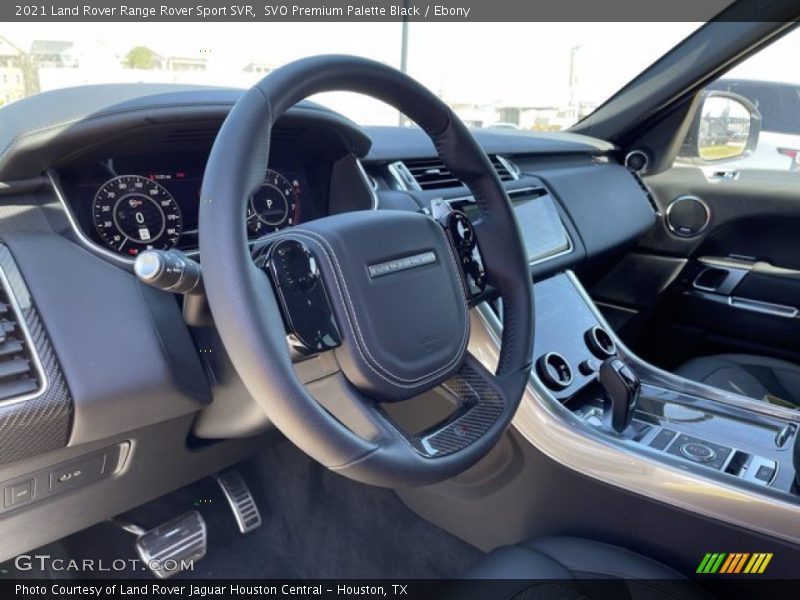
<box><xmin>200</xmin><ymin>55</ymin><xmax>534</xmax><ymax>487</ymax></box>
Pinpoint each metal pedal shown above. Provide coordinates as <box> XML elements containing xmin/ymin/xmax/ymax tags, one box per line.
<box><xmin>216</xmin><ymin>469</ymin><xmax>262</xmax><ymax>534</ymax></box>
<box><xmin>134</xmin><ymin>511</ymin><xmax>207</xmax><ymax>579</ymax></box>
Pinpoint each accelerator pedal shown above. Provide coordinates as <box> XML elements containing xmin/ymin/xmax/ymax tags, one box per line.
<box><xmin>134</xmin><ymin>511</ymin><xmax>207</xmax><ymax>579</ymax></box>
<box><xmin>215</xmin><ymin>469</ymin><xmax>262</xmax><ymax>534</ymax></box>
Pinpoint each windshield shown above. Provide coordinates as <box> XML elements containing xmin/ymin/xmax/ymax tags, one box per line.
<box><xmin>0</xmin><ymin>22</ymin><xmax>700</xmax><ymax>129</ymax></box>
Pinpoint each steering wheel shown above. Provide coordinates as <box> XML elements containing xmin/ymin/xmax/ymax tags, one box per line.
<box><xmin>200</xmin><ymin>55</ymin><xmax>533</xmax><ymax>487</ymax></box>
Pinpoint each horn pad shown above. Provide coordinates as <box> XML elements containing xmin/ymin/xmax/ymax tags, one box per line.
<box><xmin>279</xmin><ymin>210</ymin><xmax>470</xmax><ymax>402</ymax></box>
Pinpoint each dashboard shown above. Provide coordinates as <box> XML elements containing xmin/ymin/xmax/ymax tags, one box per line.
<box><xmin>0</xmin><ymin>84</ymin><xmax>662</xmax><ymax>559</ymax></box>
<box><xmin>56</xmin><ymin>151</ymin><xmax>324</xmax><ymax>258</ymax></box>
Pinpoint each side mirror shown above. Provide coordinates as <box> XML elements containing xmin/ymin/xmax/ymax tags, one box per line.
<box><xmin>680</xmin><ymin>91</ymin><xmax>762</xmax><ymax>163</ymax></box>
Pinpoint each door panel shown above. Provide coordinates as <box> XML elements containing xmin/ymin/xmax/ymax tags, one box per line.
<box><xmin>589</xmin><ymin>164</ymin><xmax>800</xmax><ymax>370</ymax></box>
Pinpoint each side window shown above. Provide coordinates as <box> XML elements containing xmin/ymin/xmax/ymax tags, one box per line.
<box><xmin>676</xmin><ymin>28</ymin><xmax>800</xmax><ymax>172</ymax></box>
<box><xmin>778</xmin><ymin>85</ymin><xmax>800</xmax><ymax>136</ymax></box>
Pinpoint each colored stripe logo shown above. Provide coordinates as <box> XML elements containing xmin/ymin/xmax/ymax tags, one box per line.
<box><xmin>696</xmin><ymin>553</ymin><xmax>772</xmax><ymax>574</ymax></box>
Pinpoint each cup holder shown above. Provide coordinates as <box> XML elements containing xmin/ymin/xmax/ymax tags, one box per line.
<box><xmin>585</xmin><ymin>326</ymin><xmax>616</xmax><ymax>359</ymax></box>
<box><xmin>536</xmin><ymin>352</ymin><xmax>573</xmax><ymax>391</ymax></box>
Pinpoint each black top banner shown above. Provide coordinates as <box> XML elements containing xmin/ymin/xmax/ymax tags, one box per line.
<box><xmin>3</xmin><ymin>0</ymin><xmax>798</xmax><ymax>22</ymax></box>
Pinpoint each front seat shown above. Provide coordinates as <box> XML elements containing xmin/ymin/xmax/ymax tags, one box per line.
<box><xmin>676</xmin><ymin>354</ymin><xmax>800</xmax><ymax>407</ymax></box>
<box><xmin>459</xmin><ymin>537</ymin><xmax>712</xmax><ymax>599</ymax></box>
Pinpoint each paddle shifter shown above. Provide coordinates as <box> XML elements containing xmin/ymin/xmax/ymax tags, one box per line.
<box><xmin>598</xmin><ymin>358</ymin><xmax>641</xmax><ymax>434</ymax></box>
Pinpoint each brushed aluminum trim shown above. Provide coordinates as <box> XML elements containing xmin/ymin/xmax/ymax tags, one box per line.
<box><xmin>468</xmin><ymin>275</ymin><xmax>800</xmax><ymax>546</ymax></box>
<box><xmin>48</xmin><ymin>170</ymin><xmax>137</xmax><ymax>266</ymax></box>
<box><xmin>355</xmin><ymin>158</ymin><xmax>380</xmax><ymax>210</ymax></box>
<box><xmin>494</xmin><ymin>154</ymin><xmax>521</xmax><ymax>179</ymax></box>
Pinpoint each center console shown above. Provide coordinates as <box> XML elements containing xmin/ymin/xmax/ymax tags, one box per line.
<box><xmin>437</xmin><ymin>170</ymin><xmax>800</xmax><ymax>506</ymax></box>
<box><xmin>526</xmin><ymin>272</ymin><xmax>800</xmax><ymax>497</ymax></box>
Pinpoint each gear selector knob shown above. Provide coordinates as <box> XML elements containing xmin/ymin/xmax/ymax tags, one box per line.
<box><xmin>599</xmin><ymin>358</ymin><xmax>641</xmax><ymax>434</ymax></box>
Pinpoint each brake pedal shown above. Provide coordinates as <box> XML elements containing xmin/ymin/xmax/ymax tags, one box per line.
<box><xmin>134</xmin><ymin>511</ymin><xmax>207</xmax><ymax>579</ymax></box>
<box><xmin>216</xmin><ymin>469</ymin><xmax>262</xmax><ymax>534</ymax></box>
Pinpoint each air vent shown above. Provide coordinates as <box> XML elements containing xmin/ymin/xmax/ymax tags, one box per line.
<box><xmin>398</xmin><ymin>155</ymin><xmax>517</xmax><ymax>190</ymax></box>
<box><xmin>491</xmin><ymin>155</ymin><xmax>518</xmax><ymax>181</ymax></box>
<box><xmin>400</xmin><ymin>158</ymin><xmax>461</xmax><ymax>190</ymax></box>
<box><xmin>0</xmin><ymin>274</ymin><xmax>42</xmax><ymax>402</ymax></box>
<box><xmin>629</xmin><ymin>170</ymin><xmax>661</xmax><ymax>215</ymax></box>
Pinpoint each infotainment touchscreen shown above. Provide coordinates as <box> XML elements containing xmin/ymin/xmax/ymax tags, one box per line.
<box><xmin>454</xmin><ymin>188</ymin><xmax>572</xmax><ymax>264</ymax></box>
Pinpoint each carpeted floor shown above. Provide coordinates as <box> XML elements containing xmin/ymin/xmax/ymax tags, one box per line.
<box><xmin>1</xmin><ymin>439</ymin><xmax>484</xmax><ymax>579</ymax></box>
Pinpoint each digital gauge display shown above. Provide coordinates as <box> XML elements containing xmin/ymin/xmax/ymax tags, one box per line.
<box><xmin>92</xmin><ymin>175</ymin><xmax>183</xmax><ymax>256</ymax></box>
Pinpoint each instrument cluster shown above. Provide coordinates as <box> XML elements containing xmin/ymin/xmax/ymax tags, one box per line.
<box><xmin>58</xmin><ymin>152</ymin><xmax>317</xmax><ymax>258</ymax></box>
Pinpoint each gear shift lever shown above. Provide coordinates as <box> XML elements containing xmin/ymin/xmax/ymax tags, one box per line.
<box><xmin>598</xmin><ymin>358</ymin><xmax>641</xmax><ymax>433</ymax></box>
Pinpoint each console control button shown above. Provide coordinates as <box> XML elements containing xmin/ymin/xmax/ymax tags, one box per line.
<box><xmin>50</xmin><ymin>453</ymin><xmax>106</xmax><ymax>493</ymax></box>
<box><xmin>4</xmin><ymin>479</ymin><xmax>33</xmax><ymax>507</ymax></box>
<box><xmin>666</xmin><ymin>434</ymin><xmax>731</xmax><ymax>470</ymax></box>
<box><xmin>649</xmin><ymin>428</ymin><xmax>677</xmax><ymax>451</ymax></box>
<box><xmin>537</xmin><ymin>352</ymin><xmax>573</xmax><ymax>391</ymax></box>
<box><xmin>442</xmin><ymin>210</ymin><xmax>486</xmax><ymax>298</ymax></box>
<box><xmin>257</xmin><ymin>239</ymin><xmax>341</xmax><ymax>354</ymax></box>
<box><xmin>680</xmin><ymin>442</ymin><xmax>716</xmax><ymax>462</ymax></box>
<box><xmin>270</xmin><ymin>239</ymin><xmax>319</xmax><ymax>293</ymax></box>
<box><xmin>579</xmin><ymin>358</ymin><xmax>602</xmax><ymax>376</ymax></box>
<box><xmin>755</xmin><ymin>465</ymin><xmax>776</xmax><ymax>483</ymax></box>
<box><xmin>584</xmin><ymin>326</ymin><xmax>617</xmax><ymax>359</ymax></box>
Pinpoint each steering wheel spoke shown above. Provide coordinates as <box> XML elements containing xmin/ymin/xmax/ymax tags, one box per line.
<box><xmin>375</xmin><ymin>353</ymin><xmax>508</xmax><ymax>459</ymax></box>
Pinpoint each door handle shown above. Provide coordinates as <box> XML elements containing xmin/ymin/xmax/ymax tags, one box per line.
<box><xmin>709</xmin><ymin>169</ymin><xmax>739</xmax><ymax>180</ymax></box>
<box><xmin>692</xmin><ymin>263</ymin><xmax>749</xmax><ymax>295</ymax></box>
<box><xmin>693</xmin><ymin>256</ymin><xmax>800</xmax><ymax>317</ymax></box>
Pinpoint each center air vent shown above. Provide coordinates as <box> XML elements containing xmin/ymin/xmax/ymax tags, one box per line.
<box><xmin>0</xmin><ymin>274</ymin><xmax>43</xmax><ymax>402</ymax></box>
<box><xmin>397</xmin><ymin>155</ymin><xmax>518</xmax><ymax>191</ymax></box>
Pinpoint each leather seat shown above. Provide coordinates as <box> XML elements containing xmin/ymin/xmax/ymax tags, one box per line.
<box><xmin>458</xmin><ymin>536</ymin><xmax>712</xmax><ymax>599</ymax></box>
<box><xmin>676</xmin><ymin>354</ymin><xmax>800</xmax><ymax>407</ymax></box>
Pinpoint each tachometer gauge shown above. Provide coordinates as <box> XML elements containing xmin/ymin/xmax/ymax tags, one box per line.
<box><xmin>92</xmin><ymin>175</ymin><xmax>183</xmax><ymax>256</ymax></box>
<box><xmin>247</xmin><ymin>169</ymin><xmax>301</xmax><ymax>235</ymax></box>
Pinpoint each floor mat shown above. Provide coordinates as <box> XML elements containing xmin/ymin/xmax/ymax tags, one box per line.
<box><xmin>1</xmin><ymin>439</ymin><xmax>484</xmax><ymax>579</ymax></box>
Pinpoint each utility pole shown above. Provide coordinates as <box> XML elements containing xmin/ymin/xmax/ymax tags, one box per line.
<box><xmin>398</xmin><ymin>0</ymin><xmax>410</xmax><ymax>126</ymax></box>
<box><xmin>568</xmin><ymin>45</ymin><xmax>581</xmax><ymax>120</ymax></box>
<box><xmin>0</xmin><ymin>34</ymin><xmax>39</xmax><ymax>97</ymax></box>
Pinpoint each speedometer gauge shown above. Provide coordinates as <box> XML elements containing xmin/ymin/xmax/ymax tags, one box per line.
<box><xmin>247</xmin><ymin>169</ymin><xmax>301</xmax><ymax>235</ymax></box>
<box><xmin>92</xmin><ymin>175</ymin><xmax>183</xmax><ymax>256</ymax></box>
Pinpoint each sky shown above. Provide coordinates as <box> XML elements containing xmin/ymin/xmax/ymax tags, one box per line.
<box><xmin>4</xmin><ymin>22</ymin><xmax>797</xmax><ymax>124</ymax></box>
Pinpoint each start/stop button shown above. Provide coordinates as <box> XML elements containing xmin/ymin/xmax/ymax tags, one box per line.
<box><xmin>679</xmin><ymin>442</ymin><xmax>716</xmax><ymax>462</ymax></box>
